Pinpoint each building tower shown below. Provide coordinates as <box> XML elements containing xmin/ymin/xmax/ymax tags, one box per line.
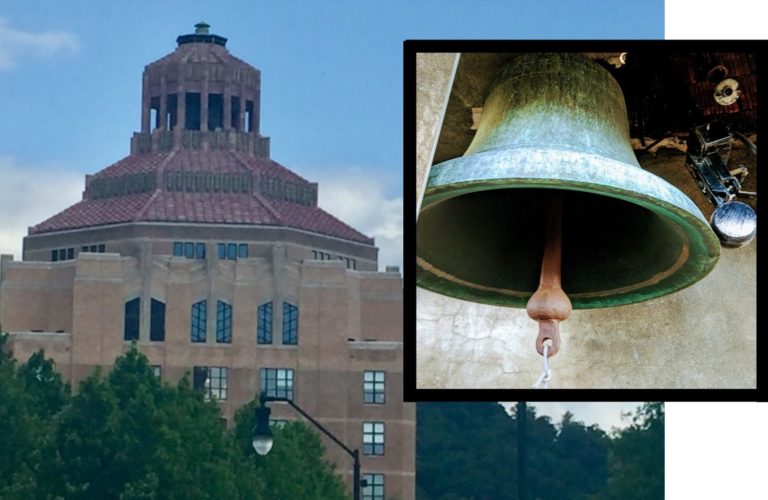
<box><xmin>0</xmin><ymin>23</ymin><xmax>412</xmax><ymax>499</ymax></box>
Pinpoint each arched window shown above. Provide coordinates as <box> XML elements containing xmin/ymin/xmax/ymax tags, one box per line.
<box><xmin>124</xmin><ymin>298</ymin><xmax>140</xmax><ymax>341</ymax></box>
<box><xmin>257</xmin><ymin>302</ymin><xmax>273</xmax><ymax>344</ymax></box>
<box><xmin>282</xmin><ymin>302</ymin><xmax>298</xmax><ymax>345</ymax></box>
<box><xmin>191</xmin><ymin>300</ymin><xmax>207</xmax><ymax>343</ymax></box>
<box><xmin>216</xmin><ymin>300</ymin><xmax>232</xmax><ymax>343</ymax></box>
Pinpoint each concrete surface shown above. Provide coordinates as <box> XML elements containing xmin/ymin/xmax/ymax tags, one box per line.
<box><xmin>415</xmin><ymin>53</ymin><xmax>757</xmax><ymax>389</ymax></box>
<box><xmin>416</xmin><ymin>53</ymin><xmax>458</xmax><ymax>214</ymax></box>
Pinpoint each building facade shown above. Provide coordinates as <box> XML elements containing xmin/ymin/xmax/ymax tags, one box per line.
<box><xmin>0</xmin><ymin>23</ymin><xmax>413</xmax><ymax>500</ymax></box>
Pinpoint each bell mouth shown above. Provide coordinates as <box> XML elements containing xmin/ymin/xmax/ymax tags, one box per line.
<box><xmin>417</xmin><ymin>150</ymin><xmax>720</xmax><ymax>309</ymax></box>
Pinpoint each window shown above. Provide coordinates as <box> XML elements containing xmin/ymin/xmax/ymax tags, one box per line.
<box><xmin>80</xmin><ymin>244</ymin><xmax>106</xmax><ymax>253</ymax></box>
<box><xmin>269</xmin><ymin>419</ymin><xmax>288</xmax><ymax>428</ymax></box>
<box><xmin>282</xmin><ymin>303</ymin><xmax>298</xmax><ymax>345</ymax></box>
<box><xmin>151</xmin><ymin>365</ymin><xmax>162</xmax><ymax>378</ymax></box>
<box><xmin>192</xmin><ymin>366</ymin><xmax>228</xmax><ymax>401</ymax></box>
<box><xmin>185</xmin><ymin>92</ymin><xmax>201</xmax><ymax>130</ymax></box>
<box><xmin>260</xmin><ymin>368</ymin><xmax>294</xmax><ymax>400</ymax></box>
<box><xmin>173</xmin><ymin>241</ymin><xmax>205</xmax><ymax>259</ymax></box>
<box><xmin>362</xmin><ymin>474</ymin><xmax>384</xmax><ymax>500</ymax></box>
<box><xmin>217</xmin><ymin>242</ymin><xmax>247</xmax><ymax>260</ymax></box>
<box><xmin>150</xmin><ymin>298</ymin><xmax>166</xmax><ymax>341</ymax></box>
<box><xmin>51</xmin><ymin>247</ymin><xmax>75</xmax><ymax>262</ymax></box>
<box><xmin>216</xmin><ymin>301</ymin><xmax>232</xmax><ymax>343</ymax></box>
<box><xmin>208</xmin><ymin>93</ymin><xmax>224</xmax><ymax>130</ymax></box>
<box><xmin>257</xmin><ymin>302</ymin><xmax>273</xmax><ymax>344</ymax></box>
<box><xmin>124</xmin><ymin>298</ymin><xmax>140</xmax><ymax>341</ymax></box>
<box><xmin>364</xmin><ymin>371</ymin><xmax>385</xmax><ymax>404</ymax></box>
<box><xmin>363</xmin><ymin>422</ymin><xmax>384</xmax><ymax>456</ymax></box>
<box><xmin>191</xmin><ymin>300</ymin><xmax>207</xmax><ymax>343</ymax></box>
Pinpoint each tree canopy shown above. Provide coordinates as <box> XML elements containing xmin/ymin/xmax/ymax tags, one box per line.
<box><xmin>0</xmin><ymin>335</ymin><xmax>348</xmax><ymax>499</ymax></box>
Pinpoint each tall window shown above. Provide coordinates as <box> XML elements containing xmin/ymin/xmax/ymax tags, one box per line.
<box><xmin>363</xmin><ymin>422</ymin><xmax>385</xmax><ymax>456</ymax></box>
<box><xmin>257</xmin><ymin>302</ymin><xmax>273</xmax><ymax>344</ymax></box>
<box><xmin>150</xmin><ymin>298</ymin><xmax>166</xmax><ymax>341</ymax></box>
<box><xmin>216</xmin><ymin>301</ymin><xmax>232</xmax><ymax>343</ymax></box>
<box><xmin>363</xmin><ymin>371</ymin><xmax>385</xmax><ymax>404</ymax></box>
<box><xmin>191</xmin><ymin>300</ymin><xmax>207</xmax><ymax>343</ymax></box>
<box><xmin>124</xmin><ymin>298</ymin><xmax>140</xmax><ymax>341</ymax></box>
<box><xmin>362</xmin><ymin>474</ymin><xmax>384</xmax><ymax>500</ymax></box>
<box><xmin>192</xmin><ymin>366</ymin><xmax>227</xmax><ymax>401</ymax></box>
<box><xmin>282</xmin><ymin>302</ymin><xmax>298</xmax><ymax>345</ymax></box>
<box><xmin>260</xmin><ymin>368</ymin><xmax>294</xmax><ymax>400</ymax></box>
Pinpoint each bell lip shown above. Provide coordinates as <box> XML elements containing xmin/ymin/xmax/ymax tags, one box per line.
<box><xmin>417</xmin><ymin>147</ymin><xmax>721</xmax><ymax>309</ymax></box>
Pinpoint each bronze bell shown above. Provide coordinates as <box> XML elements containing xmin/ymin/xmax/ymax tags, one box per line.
<box><xmin>417</xmin><ymin>53</ymin><xmax>721</xmax><ymax>354</ymax></box>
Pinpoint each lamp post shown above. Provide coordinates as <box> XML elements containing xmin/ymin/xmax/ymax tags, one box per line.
<box><xmin>252</xmin><ymin>392</ymin><xmax>362</xmax><ymax>500</ymax></box>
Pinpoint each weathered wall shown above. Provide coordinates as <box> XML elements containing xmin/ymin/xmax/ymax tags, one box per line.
<box><xmin>416</xmin><ymin>54</ymin><xmax>756</xmax><ymax>389</ymax></box>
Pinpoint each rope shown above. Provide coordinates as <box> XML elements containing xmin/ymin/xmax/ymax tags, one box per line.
<box><xmin>532</xmin><ymin>343</ymin><xmax>552</xmax><ymax>389</ymax></box>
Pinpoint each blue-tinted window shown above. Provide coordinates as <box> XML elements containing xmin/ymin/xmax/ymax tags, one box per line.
<box><xmin>98</xmin><ymin>244</ymin><xmax>106</xmax><ymax>253</ymax></box>
<box><xmin>67</xmin><ymin>248</ymin><xmax>74</xmax><ymax>260</ymax></box>
<box><xmin>124</xmin><ymin>298</ymin><xmax>140</xmax><ymax>341</ymax></box>
<box><xmin>257</xmin><ymin>302</ymin><xmax>273</xmax><ymax>344</ymax></box>
<box><xmin>260</xmin><ymin>368</ymin><xmax>293</xmax><ymax>400</ymax></box>
<box><xmin>184</xmin><ymin>242</ymin><xmax>195</xmax><ymax>259</ymax></box>
<box><xmin>282</xmin><ymin>303</ymin><xmax>298</xmax><ymax>345</ymax></box>
<box><xmin>218</xmin><ymin>242</ymin><xmax>246</xmax><ymax>260</ymax></box>
<box><xmin>150</xmin><ymin>298</ymin><xmax>166</xmax><ymax>342</ymax></box>
<box><xmin>195</xmin><ymin>242</ymin><xmax>206</xmax><ymax>259</ymax></box>
<box><xmin>216</xmin><ymin>301</ymin><xmax>232</xmax><ymax>343</ymax></box>
<box><xmin>191</xmin><ymin>300</ymin><xmax>207</xmax><ymax>343</ymax></box>
<box><xmin>173</xmin><ymin>242</ymin><xmax>184</xmax><ymax>256</ymax></box>
<box><xmin>52</xmin><ymin>250</ymin><xmax>58</xmax><ymax>262</ymax></box>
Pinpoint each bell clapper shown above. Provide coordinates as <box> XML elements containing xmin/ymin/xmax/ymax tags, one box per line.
<box><xmin>526</xmin><ymin>191</ymin><xmax>573</xmax><ymax>358</ymax></box>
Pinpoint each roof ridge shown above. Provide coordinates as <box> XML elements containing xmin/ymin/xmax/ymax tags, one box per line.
<box><xmin>227</xmin><ymin>149</ymin><xmax>257</xmax><ymax>174</ymax></box>
<box><xmin>133</xmin><ymin>149</ymin><xmax>177</xmax><ymax>221</ymax></box>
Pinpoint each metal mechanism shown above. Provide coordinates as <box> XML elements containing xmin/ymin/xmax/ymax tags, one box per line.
<box><xmin>713</xmin><ymin>78</ymin><xmax>741</xmax><ymax>106</ymax></box>
<box><xmin>685</xmin><ymin>122</ymin><xmax>757</xmax><ymax>247</ymax></box>
<box><xmin>417</xmin><ymin>53</ymin><xmax>721</xmax><ymax>355</ymax></box>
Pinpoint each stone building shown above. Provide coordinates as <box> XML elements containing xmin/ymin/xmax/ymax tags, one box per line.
<box><xmin>0</xmin><ymin>23</ymin><xmax>412</xmax><ymax>499</ymax></box>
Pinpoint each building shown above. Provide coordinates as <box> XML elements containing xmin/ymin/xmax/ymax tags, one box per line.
<box><xmin>0</xmin><ymin>23</ymin><xmax>413</xmax><ymax>499</ymax></box>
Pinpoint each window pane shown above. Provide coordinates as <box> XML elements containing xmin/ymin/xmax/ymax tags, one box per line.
<box><xmin>238</xmin><ymin>243</ymin><xmax>248</xmax><ymax>258</ymax></box>
<box><xmin>227</xmin><ymin>243</ymin><xmax>237</xmax><ymax>260</ymax></box>
<box><xmin>67</xmin><ymin>248</ymin><xmax>74</xmax><ymax>260</ymax></box>
<box><xmin>184</xmin><ymin>242</ymin><xmax>195</xmax><ymax>259</ymax></box>
<box><xmin>123</xmin><ymin>298</ymin><xmax>140</xmax><ymax>341</ymax></box>
<box><xmin>173</xmin><ymin>242</ymin><xmax>183</xmax><ymax>256</ymax></box>
<box><xmin>282</xmin><ymin>302</ymin><xmax>298</xmax><ymax>345</ymax></box>
<box><xmin>98</xmin><ymin>244</ymin><xmax>106</xmax><ymax>253</ymax></box>
<box><xmin>191</xmin><ymin>300</ymin><xmax>207</xmax><ymax>342</ymax></box>
<box><xmin>195</xmin><ymin>242</ymin><xmax>206</xmax><ymax>259</ymax></box>
<box><xmin>89</xmin><ymin>245</ymin><xmax>97</xmax><ymax>252</ymax></box>
<box><xmin>52</xmin><ymin>250</ymin><xmax>58</xmax><ymax>262</ymax></box>
<box><xmin>193</xmin><ymin>366</ymin><xmax>208</xmax><ymax>390</ymax></box>
<box><xmin>216</xmin><ymin>301</ymin><xmax>232</xmax><ymax>343</ymax></box>
<box><xmin>218</xmin><ymin>243</ymin><xmax>226</xmax><ymax>259</ymax></box>
<box><xmin>257</xmin><ymin>302</ymin><xmax>273</xmax><ymax>344</ymax></box>
<box><xmin>150</xmin><ymin>298</ymin><xmax>166</xmax><ymax>341</ymax></box>
<box><xmin>59</xmin><ymin>249</ymin><xmax>67</xmax><ymax>261</ymax></box>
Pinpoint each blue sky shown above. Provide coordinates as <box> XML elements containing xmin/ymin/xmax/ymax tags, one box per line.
<box><xmin>0</xmin><ymin>1</ymin><xmax>662</xmax><ymax>267</ymax></box>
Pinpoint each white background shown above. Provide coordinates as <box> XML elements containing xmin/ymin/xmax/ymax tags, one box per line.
<box><xmin>666</xmin><ymin>3</ymin><xmax>763</xmax><ymax>498</ymax></box>
<box><xmin>667</xmin><ymin>403</ymin><xmax>767</xmax><ymax>499</ymax></box>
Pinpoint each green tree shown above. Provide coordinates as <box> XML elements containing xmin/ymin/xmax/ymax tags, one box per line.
<box><xmin>0</xmin><ymin>335</ymin><xmax>70</xmax><ymax>498</ymax></box>
<box><xmin>594</xmin><ymin>402</ymin><xmax>664</xmax><ymax>500</ymax></box>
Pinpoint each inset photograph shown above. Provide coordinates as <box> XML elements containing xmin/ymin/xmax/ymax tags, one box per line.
<box><xmin>417</xmin><ymin>401</ymin><xmax>664</xmax><ymax>499</ymax></box>
<box><xmin>413</xmin><ymin>44</ymin><xmax>757</xmax><ymax>392</ymax></box>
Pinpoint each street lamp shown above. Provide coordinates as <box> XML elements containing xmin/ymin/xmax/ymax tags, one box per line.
<box><xmin>252</xmin><ymin>392</ymin><xmax>363</xmax><ymax>500</ymax></box>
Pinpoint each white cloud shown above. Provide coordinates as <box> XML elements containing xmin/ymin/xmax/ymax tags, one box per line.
<box><xmin>310</xmin><ymin>167</ymin><xmax>403</xmax><ymax>272</ymax></box>
<box><xmin>0</xmin><ymin>156</ymin><xmax>83</xmax><ymax>258</ymax></box>
<box><xmin>0</xmin><ymin>19</ymin><xmax>79</xmax><ymax>71</ymax></box>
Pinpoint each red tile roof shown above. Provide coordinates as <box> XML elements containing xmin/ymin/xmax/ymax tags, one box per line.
<box><xmin>31</xmin><ymin>149</ymin><xmax>373</xmax><ymax>245</ymax></box>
